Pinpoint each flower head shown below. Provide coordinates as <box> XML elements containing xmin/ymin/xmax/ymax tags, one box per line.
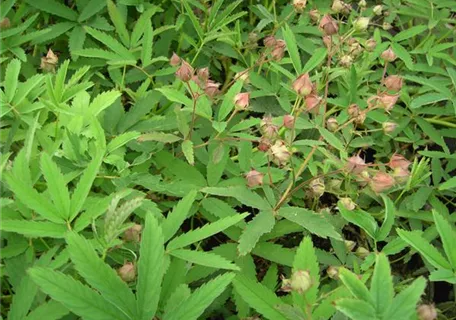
<box><xmin>292</xmin><ymin>73</ymin><xmax>313</xmax><ymax>96</ymax></box>
<box><xmin>234</xmin><ymin>92</ymin><xmax>250</xmax><ymax>110</ymax></box>
<box><xmin>245</xmin><ymin>169</ymin><xmax>264</xmax><ymax>187</ymax></box>
<box><xmin>381</xmin><ymin>47</ymin><xmax>397</xmax><ymax>62</ymax></box>
<box><xmin>384</xmin><ymin>75</ymin><xmax>403</xmax><ymax>91</ymax></box>
<box><xmin>370</xmin><ymin>172</ymin><xmax>395</xmax><ymax>193</ymax></box>
<box><xmin>118</xmin><ymin>262</ymin><xmax>136</xmax><ymax>282</ymax></box>
<box><xmin>319</xmin><ymin>14</ymin><xmax>338</xmax><ymax>35</ymax></box>
<box><xmin>175</xmin><ymin>60</ymin><xmax>194</xmax><ymax>82</ymax></box>
<box><xmin>346</xmin><ymin>155</ymin><xmax>367</xmax><ymax>174</ymax></box>
<box><xmin>388</xmin><ymin>154</ymin><xmax>411</xmax><ymax>170</ymax></box>
<box><xmin>170</xmin><ymin>52</ymin><xmax>181</xmax><ymax>66</ymax></box>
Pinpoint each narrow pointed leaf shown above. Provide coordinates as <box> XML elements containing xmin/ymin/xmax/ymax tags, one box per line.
<box><xmin>162</xmin><ymin>190</ymin><xmax>197</xmax><ymax>242</ymax></box>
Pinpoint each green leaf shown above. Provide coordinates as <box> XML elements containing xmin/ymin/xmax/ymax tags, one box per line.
<box><xmin>25</xmin><ymin>0</ymin><xmax>78</xmax><ymax>21</ymax></box>
<box><xmin>302</xmin><ymin>48</ymin><xmax>327</xmax><ymax>73</ymax></box>
<box><xmin>319</xmin><ymin>127</ymin><xmax>345</xmax><ymax>152</ymax></box>
<box><xmin>28</xmin><ymin>268</ymin><xmax>127</xmax><ymax>320</ymax></box>
<box><xmin>141</xmin><ymin>19</ymin><xmax>153</xmax><ymax>67</ymax></box>
<box><xmin>138</xmin><ymin>132</ymin><xmax>181</xmax><ymax>143</ymax></box>
<box><xmin>339</xmin><ymin>205</ymin><xmax>377</xmax><ymax>240</ymax></box>
<box><xmin>157</xmin><ymin>87</ymin><xmax>192</xmax><ymax>107</ymax></box>
<box><xmin>415</xmin><ymin>117</ymin><xmax>449</xmax><ymax>153</ymax></box>
<box><xmin>217</xmin><ymin>80</ymin><xmax>243</xmax><ymax>121</ymax></box>
<box><xmin>279</xmin><ymin>207</ymin><xmax>341</xmax><ymax>240</ymax></box>
<box><xmin>73</xmin><ymin>48</ymin><xmax>124</xmax><ymax>61</ymax></box>
<box><xmin>78</xmin><ymin>1</ymin><xmax>107</xmax><ymax>21</ymax></box>
<box><xmin>107</xmin><ymin>0</ymin><xmax>130</xmax><ymax>47</ymax></box>
<box><xmin>339</xmin><ymin>268</ymin><xmax>373</xmax><ymax>305</ymax></box>
<box><xmin>201</xmin><ymin>186</ymin><xmax>271</xmax><ymax>211</ymax></box>
<box><xmin>107</xmin><ymin>131</ymin><xmax>141</xmax><ymax>153</ymax></box>
<box><xmin>370</xmin><ymin>253</ymin><xmax>394</xmax><ymax>317</ymax></box>
<box><xmin>40</xmin><ymin>153</ymin><xmax>71</xmax><ymax>220</ymax></box>
<box><xmin>163</xmin><ymin>273</ymin><xmax>235</xmax><ymax>320</ymax></box>
<box><xmin>4</xmin><ymin>59</ymin><xmax>21</xmax><ymax>103</ymax></box>
<box><xmin>439</xmin><ymin>176</ymin><xmax>456</xmax><ymax>191</ymax></box>
<box><xmin>69</xmin><ymin>152</ymin><xmax>104</xmax><ymax>221</ymax></box>
<box><xmin>84</xmin><ymin>26</ymin><xmax>133</xmax><ymax>60</ymax></box>
<box><xmin>393</xmin><ymin>25</ymin><xmax>427</xmax><ymax>42</ymax></box>
<box><xmin>162</xmin><ymin>190</ymin><xmax>197</xmax><ymax>242</ymax></box>
<box><xmin>293</xmin><ymin>237</ymin><xmax>320</xmax><ymax>306</ymax></box>
<box><xmin>89</xmin><ymin>90</ymin><xmax>121</xmax><ymax>116</ymax></box>
<box><xmin>232</xmin><ymin>274</ymin><xmax>288</xmax><ymax>320</ymax></box>
<box><xmin>391</xmin><ymin>42</ymin><xmax>413</xmax><ymax>69</ymax></box>
<box><xmin>0</xmin><ymin>220</ymin><xmax>67</xmax><ymax>238</ymax></box>
<box><xmin>282</xmin><ymin>24</ymin><xmax>301</xmax><ymax>74</ymax></box>
<box><xmin>207</xmin><ymin>143</ymin><xmax>229</xmax><ymax>186</ymax></box>
<box><xmin>336</xmin><ymin>299</ymin><xmax>378</xmax><ymax>320</ymax></box>
<box><xmin>66</xmin><ymin>232</ymin><xmax>137</xmax><ymax>318</ymax></box>
<box><xmin>181</xmin><ymin>0</ymin><xmax>204</xmax><ymax>41</ymax></box>
<box><xmin>8</xmin><ymin>275</ymin><xmax>38</xmax><ymax>320</ymax></box>
<box><xmin>25</xmin><ymin>300</ymin><xmax>69</xmax><ymax>320</ymax></box>
<box><xmin>181</xmin><ymin>140</ymin><xmax>194</xmax><ymax>165</ymax></box>
<box><xmin>410</xmin><ymin>92</ymin><xmax>448</xmax><ymax>109</ymax></box>
<box><xmin>167</xmin><ymin>213</ymin><xmax>249</xmax><ymax>250</ymax></box>
<box><xmin>429</xmin><ymin>269</ymin><xmax>456</xmax><ymax>283</ymax></box>
<box><xmin>386</xmin><ymin>277</ymin><xmax>426</xmax><ymax>319</ymax></box>
<box><xmin>375</xmin><ymin>195</ymin><xmax>395</xmax><ymax>241</ymax></box>
<box><xmin>170</xmin><ymin>249</ymin><xmax>239</xmax><ymax>270</ymax></box>
<box><xmin>238</xmin><ymin>210</ymin><xmax>275</xmax><ymax>256</ymax></box>
<box><xmin>136</xmin><ymin>214</ymin><xmax>165</xmax><ymax>320</ymax></box>
<box><xmin>433</xmin><ymin>210</ymin><xmax>456</xmax><ymax>268</ymax></box>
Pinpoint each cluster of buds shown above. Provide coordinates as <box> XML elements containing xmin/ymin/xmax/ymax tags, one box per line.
<box><xmin>293</xmin><ymin>0</ymin><xmax>307</xmax><ymax>13</ymax></box>
<box><xmin>264</xmin><ymin>36</ymin><xmax>286</xmax><ymax>61</ymax></box>
<box><xmin>319</xmin><ymin>14</ymin><xmax>339</xmax><ymax>36</ymax></box>
<box><xmin>117</xmin><ymin>262</ymin><xmax>136</xmax><ymax>282</ymax></box>
<box><xmin>281</xmin><ymin>270</ymin><xmax>313</xmax><ymax>294</ymax></box>
<box><xmin>40</xmin><ymin>49</ymin><xmax>58</xmax><ymax>73</ymax></box>
<box><xmin>347</xmin><ymin>104</ymin><xmax>366</xmax><ymax>124</ymax></box>
<box><xmin>292</xmin><ymin>73</ymin><xmax>322</xmax><ymax>113</ymax></box>
<box><xmin>331</xmin><ymin>0</ymin><xmax>351</xmax><ymax>15</ymax></box>
<box><xmin>123</xmin><ymin>224</ymin><xmax>142</xmax><ymax>242</ymax></box>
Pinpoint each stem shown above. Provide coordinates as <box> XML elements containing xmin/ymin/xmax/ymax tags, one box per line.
<box><xmin>186</xmin><ymin>82</ymin><xmax>199</xmax><ymax>140</ymax></box>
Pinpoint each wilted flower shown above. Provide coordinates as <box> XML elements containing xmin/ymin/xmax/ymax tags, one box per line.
<box><xmin>309</xmin><ymin>9</ymin><xmax>320</xmax><ymax>23</ymax></box>
<box><xmin>384</xmin><ymin>75</ymin><xmax>403</xmax><ymax>91</ymax></box>
<box><xmin>344</xmin><ymin>240</ymin><xmax>356</xmax><ymax>251</ymax></box>
<box><xmin>118</xmin><ymin>262</ymin><xmax>136</xmax><ymax>282</ymax></box>
<box><xmin>382</xmin><ymin>121</ymin><xmax>398</xmax><ymax>134</ymax></box>
<box><xmin>270</xmin><ymin>140</ymin><xmax>291</xmax><ymax>165</ymax></box>
<box><xmin>305</xmin><ymin>94</ymin><xmax>322</xmax><ymax>113</ymax></box>
<box><xmin>40</xmin><ymin>49</ymin><xmax>58</xmax><ymax>73</ymax></box>
<box><xmin>417</xmin><ymin>304</ymin><xmax>437</xmax><ymax>320</ymax></box>
<box><xmin>308</xmin><ymin>178</ymin><xmax>325</xmax><ymax>198</ymax></box>
<box><xmin>346</xmin><ymin>155</ymin><xmax>367</xmax><ymax>174</ymax></box>
<box><xmin>293</xmin><ymin>0</ymin><xmax>307</xmax><ymax>12</ymax></box>
<box><xmin>319</xmin><ymin>14</ymin><xmax>339</xmax><ymax>36</ymax></box>
<box><xmin>365</xmin><ymin>38</ymin><xmax>377</xmax><ymax>51</ymax></box>
<box><xmin>283</xmin><ymin>114</ymin><xmax>295</xmax><ymax>129</ymax></box>
<box><xmin>175</xmin><ymin>60</ymin><xmax>194</xmax><ymax>82</ymax></box>
<box><xmin>260</xmin><ymin>115</ymin><xmax>279</xmax><ymax>139</ymax></box>
<box><xmin>263</xmin><ymin>35</ymin><xmax>277</xmax><ymax>48</ymax></box>
<box><xmin>340</xmin><ymin>55</ymin><xmax>353</xmax><ymax>68</ymax></box>
<box><xmin>245</xmin><ymin>169</ymin><xmax>264</xmax><ymax>187</ymax></box>
<box><xmin>204</xmin><ymin>81</ymin><xmax>220</xmax><ymax>98</ymax></box>
<box><xmin>393</xmin><ymin>167</ymin><xmax>410</xmax><ymax>184</ymax></box>
<box><xmin>197</xmin><ymin>67</ymin><xmax>209</xmax><ymax>84</ymax></box>
<box><xmin>292</xmin><ymin>73</ymin><xmax>313</xmax><ymax>96</ymax></box>
<box><xmin>347</xmin><ymin>104</ymin><xmax>360</xmax><ymax>118</ymax></box>
<box><xmin>124</xmin><ymin>224</ymin><xmax>142</xmax><ymax>242</ymax></box>
<box><xmin>381</xmin><ymin>47</ymin><xmax>397</xmax><ymax>62</ymax></box>
<box><xmin>234</xmin><ymin>92</ymin><xmax>250</xmax><ymax>110</ymax></box>
<box><xmin>340</xmin><ymin>198</ymin><xmax>356</xmax><ymax>211</ymax></box>
<box><xmin>354</xmin><ymin>17</ymin><xmax>369</xmax><ymax>31</ymax></box>
<box><xmin>169</xmin><ymin>52</ymin><xmax>181</xmax><ymax>66</ymax></box>
<box><xmin>349</xmin><ymin>42</ymin><xmax>363</xmax><ymax>56</ymax></box>
<box><xmin>355</xmin><ymin>247</ymin><xmax>370</xmax><ymax>258</ymax></box>
<box><xmin>327</xmin><ymin>266</ymin><xmax>339</xmax><ymax>279</ymax></box>
<box><xmin>378</xmin><ymin>92</ymin><xmax>399</xmax><ymax>112</ymax></box>
<box><xmin>373</xmin><ymin>5</ymin><xmax>383</xmax><ymax>16</ymax></box>
<box><xmin>258</xmin><ymin>138</ymin><xmax>271</xmax><ymax>152</ymax></box>
<box><xmin>388</xmin><ymin>154</ymin><xmax>411</xmax><ymax>170</ymax></box>
<box><xmin>370</xmin><ymin>171</ymin><xmax>395</xmax><ymax>193</ymax></box>
<box><xmin>271</xmin><ymin>40</ymin><xmax>286</xmax><ymax>61</ymax></box>
<box><xmin>327</xmin><ymin>117</ymin><xmax>338</xmax><ymax>131</ymax></box>
<box><xmin>331</xmin><ymin>0</ymin><xmax>345</xmax><ymax>13</ymax></box>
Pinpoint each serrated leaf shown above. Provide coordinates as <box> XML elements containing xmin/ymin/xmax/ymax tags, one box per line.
<box><xmin>141</xmin><ymin>19</ymin><xmax>153</xmax><ymax>67</ymax></box>
<box><xmin>218</xmin><ymin>80</ymin><xmax>243</xmax><ymax>121</ymax></box>
<box><xmin>78</xmin><ymin>1</ymin><xmax>107</xmax><ymax>22</ymax></box>
<box><xmin>25</xmin><ymin>300</ymin><xmax>69</xmax><ymax>320</ymax></box>
<box><xmin>89</xmin><ymin>90</ymin><xmax>121</xmax><ymax>116</ymax></box>
<box><xmin>232</xmin><ymin>274</ymin><xmax>288</xmax><ymax>320</ymax></box>
<box><xmin>375</xmin><ymin>195</ymin><xmax>395</xmax><ymax>241</ymax></box>
<box><xmin>439</xmin><ymin>176</ymin><xmax>456</xmax><ymax>191</ymax></box>
<box><xmin>107</xmin><ymin>0</ymin><xmax>130</xmax><ymax>47</ymax></box>
<box><xmin>238</xmin><ymin>211</ymin><xmax>275</xmax><ymax>256</ymax></box>
<box><xmin>393</xmin><ymin>25</ymin><xmax>427</xmax><ymax>42</ymax></box>
<box><xmin>282</xmin><ymin>24</ymin><xmax>301</xmax><ymax>74</ymax></box>
<box><xmin>107</xmin><ymin>131</ymin><xmax>141</xmax><ymax>153</ymax></box>
<box><xmin>302</xmin><ymin>48</ymin><xmax>327</xmax><ymax>73</ymax></box>
<box><xmin>73</xmin><ymin>48</ymin><xmax>124</xmax><ymax>61</ymax></box>
<box><xmin>410</xmin><ymin>92</ymin><xmax>448</xmax><ymax>109</ymax></box>
<box><xmin>336</xmin><ymin>298</ymin><xmax>377</xmax><ymax>320</ymax></box>
<box><xmin>181</xmin><ymin>140</ymin><xmax>194</xmax><ymax>165</ymax></box>
<box><xmin>170</xmin><ymin>249</ymin><xmax>239</xmax><ymax>270</ymax></box>
<box><xmin>319</xmin><ymin>127</ymin><xmax>345</xmax><ymax>152</ymax></box>
<box><xmin>391</xmin><ymin>42</ymin><xmax>414</xmax><ymax>69</ymax></box>
<box><xmin>279</xmin><ymin>207</ymin><xmax>341</xmax><ymax>240</ymax></box>
<box><xmin>415</xmin><ymin>118</ymin><xmax>449</xmax><ymax>153</ymax></box>
<box><xmin>25</xmin><ymin>0</ymin><xmax>78</xmax><ymax>21</ymax></box>
<box><xmin>157</xmin><ymin>87</ymin><xmax>192</xmax><ymax>107</ymax></box>
<box><xmin>0</xmin><ymin>220</ymin><xmax>67</xmax><ymax>238</ymax></box>
<box><xmin>28</xmin><ymin>268</ymin><xmax>127</xmax><ymax>320</ymax></box>
<box><xmin>162</xmin><ymin>190</ymin><xmax>197</xmax><ymax>242</ymax></box>
<box><xmin>138</xmin><ymin>132</ymin><xmax>181</xmax><ymax>143</ymax></box>
<box><xmin>66</xmin><ymin>232</ymin><xmax>137</xmax><ymax>319</ymax></box>
<box><xmin>339</xmin><ymin>205</ymin><xmax>377</xmax><ymax>240</ymax></box>
<box><xmin>136</xmin><ymin>214</ymin><xmax>165</xmax><ymax>320</ymax></box>
<box><xmin>207</xmin><ymin>143</ymin><xmax>228</xmax><ymax>186</ymax></box>
<box><xmin>201</xmin><ymin>186</ymin><xmax>271</xmax><ymax>211</ymax></box>
<box><xmin>386</xmin><ymin>277</ymin><xmax>426</xmax><ymax>319</ymax></box>
<box><xmin>8</xmin><ymin>275</ymin><xmax>38</xmax><ymax>320</ymax></box>
<box><xmin>167</xmin><ymin>213</ymin><xmax>249</xmax><ymax>250</ymax></box>
<box><xmin>69</xmin><ymin>26</ymin><xmax>87</xmax><ymax>60</ymax></box>
<box><xmin>370</xmin><ymin>254</ymin><xmax>394</xmax><ymax>317</ymax></box>
<box><xmin>84</xmin><ymin>26</ymin><xmax>133</xmax><ymax>60</ymax></box>
<box><xmin>5</xmin><ymin>59</ymin><xmax>21</xmax><ymax>103</ymax></box>
<box><xmin>433</xmin><ymin>210</ymin><xmax>456</xmax><ymax>268</ymax></box>
<box><xmin>339</xmin><ymin>268</ymin><xmax>373</xmax><ymax>305</ymax></box>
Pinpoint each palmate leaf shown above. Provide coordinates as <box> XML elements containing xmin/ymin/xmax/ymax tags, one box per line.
<box><xmin>78</xmin><ymin>1</ymin><xmax>107</xmax><ymax>22</ymax></box>
<box><xmin>25</xmin><ymin>0</ymin><xmax>78</xmax><ymax>21</ymax></box>
<box><xmin>28</xmin><ymin>268</ymin><xmax>128</xmax><ymax>320</ymax></box>
<box><xmin>385</xmin><ymin>277</ymin><xmax>426</xmax><ymax>319</ymax></box>
<box><xmin>8</xmin><ymin>275</ymin><xmax>38</xmax><ymax>320</ymax></box>
<box><xmin>89</xmin><ymin>90</ymin><xmax>121</xmax><ymax>116</ymax></box>
<box><xmin>136</xmin><ymin>214</ymin><xmax>165</xmax><ymax>320</ymax></box>
<box><xmin>163</xmin><ymin>273</ymin><xmax>235</xmax><ymax>320</ymax></box>
<box><xmin>238</xmin><ymin>210</ymin><xmax>275</xmax><ymax>256</ymax></box>
<box><xmin>66</xmin><ymin>232</ymin><xmax>137</xmax><ymax>319</ymax></box>
<box><xmin>84</xmin><ymin>26</ymin><xmax>134</xmax><ymax>60</ymax></box>
<box><xmin>232</xmin><ymin>274</ymin><xmax>288</xmax><ymax>320</ymax></box>
<box><xmin>162</xmin><ymin>190</ymin><xmax>197</xmax><ymax>242</ymax></box>
<box><xmin>170</xmin><ymin>249</ymin><xmax>240</xmax><ymax>270</ymax></box>
<box><xmin>432</xmin><ymin>210</ymin><xmax>456</xmax><ymax>268</ymax></box>
<box><xmin>107</xmin><ymin>0</ymin><xmax>130</xmax><ymax>47</ymax></box>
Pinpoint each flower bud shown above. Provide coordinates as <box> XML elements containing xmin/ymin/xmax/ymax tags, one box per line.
<box><xmin>293</xmin><ymin>0</ymin><xmax>307</xmax><ymax>13</ymax></box>
<box><xmin>204</xmin><ymin>81</ymin><xmax>220</xmax><ymax>98</ymax></box>
<box><xmin>322</xmin><ymin>35</ymin><xmax>332</xmax><ymax>49</ymax></box>
<box><xmin>290</xmin><ymin>270</ymin><xmax>313</xmax><ymax>293</ymax></box>
<box><xmin>349</xmin><ymin>42</ymin><xmax>363</xmax><ymax>57</ymax></box>
<box><xmin>382</xmin><ymin>121</ymin><xmax>397</xmax><ymax>134</ymax></box>
<box><xmin>417</xmin><ymin>304</ymin><xmax>437</xmax><ymax>320</ymax></box>
<box><xmin>327</xmin><ymin>266</ymin><xmax>339</xmax><ymax>279</ymax></box>
<box><xmin>357</xmin><ymin>170</ymin><xmax>370</xmax><ymax>187</ymax></box>
<box><xmin>260</xmin><ymin>115</ymin><xmax>279</xmax><ymax>139</ymax></box>
<box><xmin>358</xmin><ymin>0</ymin><xmax>367</xmax><ymax>7</ymax></box>
<box><xmin>370</xmin><ymin>172</ymin><xmax>395</xmax><ymax>193</ymax></box>
<box><xmin>382</xmin><ymin>22</ymin><xmax>393</xmax><ymax>30</ymax></box>
<box><xmin>234</xmin><ymin>92</ymin><xmax>250</xmax><ymax>110</ymax></box>
<box><xmin>393</xmin><ymin>167</ymin><xmax>410</xmax><ymax>184</ymax></box>
<box><xmin>309</xmin><ymin>9</ymin><xmax>320</xmax><ymax>23</ymax></box>
<box><xmin>305</xmin><ymin>94</ymin><xmax>322</xmax><ymax>113</ymax></box>
<box><xmin>344</xmin><ymin>240</ymin><xmax>356</xmax><ymax>251</ymax></box>
<box><xmin>384</xmin><ymin>75</ymin><xmax>403</xmax><ymax>91</ymax></box>
<box><xmin>263</xmin><ymin>36</ymin><xmax>277</xmax><ymax>48</ymax></box>
<box><xmin>378</xmin><ymin>93</ymin><xmax>399</xmax><ymax>112</ymax></box>
<box><xmin>355</xmin><ymin>247</ymin><xmax>370</xmax><ymax>258</ymax></box>
<box><xmin>319</xmin><ymin>14</ymin><xmax>339</xmax><ymax>36</ymax></box>
<box><xmin>340</xmin><ymin>55</ymin><xmax>353</xmax><ymax>68</ymax></box>
<box><xmin>292</xmin><ymin>73</ymin><xmax>313</xmax><ymax>96</ymax></box>
<box><xmin>170</xmin><ymin>52</ymin><xmax>181</xmax><ymax>66</ymax></box>
<box><xmin>341</xmin><ymin>3</ymin><xmax>352</xmax><ymax>14</ymax></box>
<box><xmin>283</xmin><ymin>114</ymin><xmax>295</xmax><ymax>129</ymax></box>
<box><xmin>348</xmin><ymin>103</ymin><xmax>360</xmax><ymax>118</ymax></box>
<box><xmin>245</xmin><ymin>169</ymin><xmax>264</xmax><ymax>187</ymax></box>
<box><xmin>258</xmin><ymin>138</ymin><xmax>271</xmax><ymax>152</ymax></box>
<box><xmin>365</xmin><ymin>38</ymin><xmax>377</xmax><ymax>51</ymax></box>
<box><xmin>381</xmin><ymin>47</ymin><xmax>397</xmax><ymax>62</ymax></box>
<box><xmin>331</xmin><ymin>0</ymin><xmax>345</xmax><ymax>13</ymax></box>
<box><xmin>308</xmin><ymin>178</ymin><xmax>325</xmax><ymax>198</ymax></box>
<box><xmin>388</xmin><ymin>154</ymin><xmax>411</xmax><ymax>170</ymax></box>
<box><xmin>40</xmin><ymin>49</ymin><xmax>59</xmax><ymax>73</ymax></box>
<box><xmin>124</xmin><ymin>224</ymin><xmax>142</xmax><ymax>242</ymax></box>
<box><xmin>354</xmin><ymin>17</ymin><xmax>369</xmax><ymax>31</ymax></box>
<box><xmin>118</xmin><ymin>262</ymin><xmax>136</xmax><ymax>282</ymax></box>
<box><xmin>326</xmin><ymin>117</ymin><xmax>338</xmax><ymax>131</ymax></box>
<box><xmin>329</xmin><ymin>179</ymin><xmax>342</xmax><ymax>191</ymax></box>
<box><xmin>175</xmin><ymin>60</ymin><xmax>194</xmax><ymax>82</ymax></box>
<box><xmin>271</xmin><ymin>40</ymin><xmax>286</xmax><ymax>61</ymax></box>
<box><xmin>373</xmin><ymin>5</ymin><xmax>383</xmax><ymax>16</ymax></box>
<box><xmin>270</xmin><ymin>140</ymin><xmax>291</xmax><ymax>165</ymax></box>
<box><xmin>197</xmin><ymin>67</ymin><xmax>209</xmax><ymax>84</ymax></box>
<box><xmin>340</xmin><ymin>198</ymin><xmax>356</xmax><ymax>211</ymax></box>
<box><xmin>0</xmin><ymin>17</ymin><xmax>10</xmax><ymax>29</ymax></box>
<box><xmin>346</xmin><ymin>155</ymin><xmax>367</xmax><ymax>174</ymax></box>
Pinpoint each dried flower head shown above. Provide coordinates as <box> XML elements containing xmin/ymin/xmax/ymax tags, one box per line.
<box><xmin>370</xmin><ymin>171</ymin><xmax>395</xmax><ymax>193</ymax></box>
<box><xmin>305</xmin><ymin>94</ymin><xmax>322</xmax><ymax>113</ymax></box>
<box><xmin>245</xmin><ymin>169</ymin><xmax>264</xmax><ymax>187</ymax></box>
<box><xmin>40</xmin><ymin>49</ymin><xmax>59</xmax><ymax>73</ymax></box>
<box><xmin>382</xmin><ymin>121</ymin><xmax>398</xmax><ymax>134</ymax></box>
<box><xmin>384</xmin><ymin>75</ymin><xmax>403</xmax><ymax>91</ymax></box>
<box><xmin>340</xmin><ymin>198</ymin><xmax>356</xmax><ymax>211</ymax></box>
<box><xmin>417</xmin><ymin>304</ymin><xmax>437</xmax><ymax>320</ymax></box>
<box><xmin>263</xmin><ymin>36</ymin><xmax>277</xmax><ymax>48</ymax></box>
<box><xmin>393</xmin><ymin>167</ymin><xmax>410</xmax><ymax>184</ymax></box>
<box><xmin>258</xmin><ymin>138</ymin><xmax>271</xmax><ymax>152</ymax></box>
<box><xmin>204</xmin><ymin>81</ymin><xmax>221</xmax><ymax>98</ymax></box>
<box><xmin>319</xmin><ymin>14</ymin><xmax>338</xmax><ymax>36</ymax></box>
<box><xmin>197</xmin><ymin>67</ymin><xmax>209</xmax><ymax>84</ymax></box>
<box><xmin>0</xmin><ymin>17</ymin><xmax>10</xmax><ymax>29</ymax></box>
<box><xmin>309</xmin><ymin>9</ymin><xmax>320</xmax><ymax>23</ymax></box>
<box><xmin>271</xmin><ymin>40</ymin><xmax>286</xmax><ymax>61</ymax></box>
<box><xmin>327</xmin><ymin>266</ymin><xmax>339</xmax><ymax>279</ymax></box>
<box><xmin>373</xmin><ymin>5</ymin><xmax>383</xmax><ymax>16</ymax></box>
<box><xmin>378</xmin><ymin>92</ymin><xmax>399</xmax><ymax>112</ymax></box>
<box><xmin>346</xmin><ymin>155</ymin><xmax>367</xmax><ymax>174</ymax></box>
<box><xmin>293</xmin><ymin>0</ymin><xmax>307</xmax><ymax>13</ymax></box>
<box><xmin>326</xmin><ymin>117</ymin><xmax>338</xmax><ymax>131</ymax></box>
<box><xmin>331</xmin><ymin>0</ymin><xmax>345</xmax><ymax>13</ymax></box>
<box><xmin>340</xmin><ymin>55</ymin><xmax>353</xmax><ymax>68</ymax></box>
<box><xmin>365</xmin><ymin>38</ymin><xmax>377</xmax><ymax>51</ymax></box>
<box><xmin>124</xmin><ymin>224</ymin><xmax>142</xmax><ymax>242</ymax></box>
<box><xmin>260</xmin><ymin>115</ymin><xmax>279</xmax><ymax>139</ymax></box>
<box><xmin>388</xmin><ymin>154</ymin><xmax>411</xmax><ymax>170</ymax></box>
<box><xmin>270</xmin><ymin>140</ymin><xmax>291</xmax><ymax>165</ymax></box>
<box><xmin>354</xmin><ymin>17</ymin><xmax>370</xmax><ymax>31</ymax></box>
<box><xmin>309</xmin><ymin>178</ymin><xmax>325</xmax><ymax>198</ymax></box>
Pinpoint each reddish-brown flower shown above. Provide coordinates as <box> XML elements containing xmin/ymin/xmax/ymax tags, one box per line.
<box><xmin>319</xmin><ymin>14</ymin><xmax>338</xmax><ymax>35</ymax></box>
<box><xmin>271</xmin><ymin>40</ymin><xmax>286</xmax><ymax>61</ymax></box>
<box><xmin>117</xmin><ymin>262</ymin><xmax>136</xmax><ymax>282</ymax></box>
<box><xmin>170</xmin><ymin>52</ymin><xmax>181</xmax><ymax>66</ymax></box>
<box><xmin>292</xmin><ymin>73</ymin><xmax>313</xmax><ymax>96</ymax></box>
<box><xmin>378</xmin><ymin>93</ymin><xmax>399</xmax><ymax>112</ymax></box>
<box><xmin>175</xmin><ymin>60</ymin><xmax>194</xmax><ymax>82</ymax></box>
<box><xmin>346</xmin><ymin>155</ymin><xmax>367</xmax><ymax>174</ymax></box>
<box><xmin>384</xmin><ymin>75</ymin><xmax>403</xmax><ymax>91</ymax></box>
<box><xmin>388</xmin><ymin>154</ymin><xmax>411</xmax><ymax>170</ymax></box>
<box><xmin>305</xmin><ymin>94</ymin><xmax>322</xmax><ymax>113</ymax></box>
<box><xmin>124</xmin><ymin>224</ymin><xmax>142</xmax><ymax>242</ymax></box>
<box><xmin>263</xmin><ymin>36</ymin><xmax>277</xmax><ymax>48</ymax></box>
<box><xmin>381</xmin><ymin>47</ymin><xmax>397</xmax><ymax>62</ymax></box>
<box><xmin>245</xmin><ymin>169</ymin><xmax>264</xmax><ymax>187</ymax></box>
<box><xmin>204</xmin><ymin>81</ymin><xmax>220</xmax><ymax>98</ymax></box>
<box><xmin>234</xmin><ymin>92</ymin><xmax>250</xmax><ymax>110</ymax></box>
<box><xmin>370</xmin><ymin>172</ymin><xmax>395</xmax><ymax>193</ymax></box>
<box><xmin>283</xmin><ymin>114</ymin><xmax>295</xmax><ymax>129</ymax></box>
